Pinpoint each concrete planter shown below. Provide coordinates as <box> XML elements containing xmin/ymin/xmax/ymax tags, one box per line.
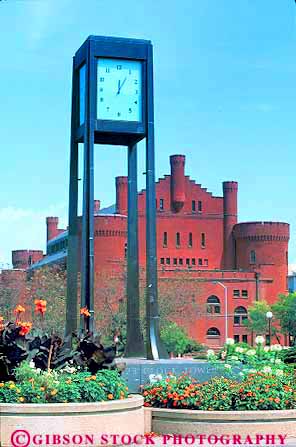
<box><xmin>0</xmin><ymin>395</ymin><xmax>144</xmax><ymax>447</ymax></box>
<box><xmin>145</xmin><ymin>407</ymin><xmax>296</xmax><ymax>439</ymax></box>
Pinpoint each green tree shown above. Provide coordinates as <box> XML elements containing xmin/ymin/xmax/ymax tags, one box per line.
<box><xmin>243</xmin><ymin>300</ymin><xmax>272</xmax><ymax>337</ymax></box>
<box><xmin>272</xmin><ymin>293</ymin><xmax>296</xmax><ymax>346</ymax></box>
<box><xmin>160</xmin><ymin>321</ymin><xmax>193</xmax><ymax>356</ymax></box>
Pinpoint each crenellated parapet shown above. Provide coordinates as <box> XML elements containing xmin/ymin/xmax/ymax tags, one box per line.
<box><xmin>12</xmin><ymin>250</ymin><xmax>44</xmax><ymax>269</ymax></box>
<box><xmin>233</xmin><ymin>222</ymin><xmax>290</xmax><ymax>242</ymax></box>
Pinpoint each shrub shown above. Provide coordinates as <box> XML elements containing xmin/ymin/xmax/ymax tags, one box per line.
<box><xmin>233</xmin><ymin>372</ymin><xmax>296</xmax><ymax>411</ymax></box>
<box><xmin>143</xmin><ymin>374</ymin><xmax>204</xmax><ymax>409</ymax></box>
<box><xmin>160</xmin><ymin>322</ymin><xmax>204</xmax><ymax>356</ymax></box>
<box><xmin>0</xmin><ymin>362</ymin><xmax>128</xmax><ymax>404</ymax></box>
<box><xmin>280</xmin><ymin>346</ymin><xmax>296</xmax><ymax>365</ymax></box>
<box><xmin>0</xmin><ymin>316</ymin><xmax>118</xmax><ymax>382</ymax></box>
<box><xmin>207</xmin><ymin>337</ymin><xmax>289</xmax><ymax>378</ymax></box>
<box><xmin>142</xmin><ymin>371</ymin><xmax>296</xmax><ymax>411</ymax></box>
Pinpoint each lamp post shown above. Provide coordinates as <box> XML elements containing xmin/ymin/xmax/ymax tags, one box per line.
<box><xmin>213</xmin><ymin>281</ymin><xmax>228</xmax><ymax>342</ymax></box>
<box><xmin>266</xmin><ymin>311</ymin><xmax>273</xmax><ymax>346</ymax></box>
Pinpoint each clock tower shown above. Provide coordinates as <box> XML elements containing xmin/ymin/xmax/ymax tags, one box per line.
<box><xmin>66</xmin><ymin>35</ymin><xmax>167</xmax><ymax>360</ymax></box>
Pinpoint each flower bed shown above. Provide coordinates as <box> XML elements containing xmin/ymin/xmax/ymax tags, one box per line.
<box><xmin>0</xmin><ymin>363</ymin><xmax>144</xmax><ymax>447</ymax></box>
<box><xmin>143</xmin><ymin>370</ymin><xmax>296</xmax><ymax>438</ymax></box>
<box><xmin>0</xmin><ymin>362</ymin><xmax>128</xmax><ymax>404</ymax></box>
<box><xmin>207</xmin><ymin>337</ymin><xmax>289</xmax><ymax>378</ymax></box>
<box><xmin>143</xmin><ymin>373</ymin><xmax>296</xmax><ymax>411</ymax></box>
<box><xmin>0</xmin><ymin>303</ymin><xmax>146</xmax><ymax>447</ymax></box>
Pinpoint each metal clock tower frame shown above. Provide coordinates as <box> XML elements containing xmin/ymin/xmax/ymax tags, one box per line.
<box><xmin>66</xmin><ymin>35</ymin><xmax>167</xmax><ymax>360</ymax></box>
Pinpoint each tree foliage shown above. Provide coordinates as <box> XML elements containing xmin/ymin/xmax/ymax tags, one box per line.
<box><xmin>272</xmin><ymin>293</ymin><xmax>296</xmax><ymax>345</ymax></box>
<box><xmin>243</xmin><ymin>300</ymin><xmax>272</xmax><ymax>336</ymax></box>
<box><xmin>160</xmin><ymin>321</ymin><xmax>203</xmax><ymax>356</ymax></box>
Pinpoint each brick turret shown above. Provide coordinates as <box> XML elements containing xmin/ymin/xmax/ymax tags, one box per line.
<box><xmin>170</xmin><ymin>155</ymin><xmax>186</xmax><ymax>212</ymax></box>
<box><xmin>94</xmin><ymin>200</ymin><xmax>101</xmax><ymax>214</ymax></box>
<box><xmin>223</xmin><ymin>181</ymin><xmax>238</xmax><ymax>269</ymax></box>
<box><xmin>115</xmin><ymin>176</ymin><xmax>128</xmax><ymax>215</ymax></box>
<box><xmin>46</xmin><ymin>217</ymin><xmax>60</xmax><ymax>242</ymax></box>
<box><xmin>234</xmin><ymin>221</ymin><xmax>290</xmax><ymax>301</ymax></box>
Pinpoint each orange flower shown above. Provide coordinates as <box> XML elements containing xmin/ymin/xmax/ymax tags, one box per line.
<box><xmin>34</xmin><ymin>299</ymin><xmax>47</xmax><ymax>315</ymax></box>
<box><xmin>17</xmin><ymin>321</ymin><xmax>32</xmax><ymax>336</ymax></box>
<box><xmin>80</xmin><ymin>307</ymin><xmax>91</xmax><ymax>317</ymax></box>
<box><xmin>107</xmin><ymin>393</ymin><xmax>114</xmax><ymax>400</ymax></box>
<box><xmin>14</xmin><ymin>305</ymin><xmax>25</xmax><ymax>315</ymax></box>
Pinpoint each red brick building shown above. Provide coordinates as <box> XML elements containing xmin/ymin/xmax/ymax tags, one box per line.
<box><xmin>5</xmin><ymin>154</ymin><xmax>289</xmax><ymax>348</ymax></box>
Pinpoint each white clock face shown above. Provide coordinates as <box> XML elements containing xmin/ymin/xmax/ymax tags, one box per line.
<box><xmin>97</xmin><ymin>58</ymin><xmax>142</xmax><ymax>122</ymax></box>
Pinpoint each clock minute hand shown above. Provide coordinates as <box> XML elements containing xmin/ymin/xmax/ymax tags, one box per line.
<box><xmin>116</xmin><ymin>79</ymin><xmax>121</xmax><ymax>95</ymax></box>
<box><xmin>117</xmin><ymin>77</ymin><xmax>127</xmax><ymax>95</ymax></box>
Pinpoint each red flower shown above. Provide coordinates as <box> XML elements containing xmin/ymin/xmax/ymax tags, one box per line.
<box><xmin>34</xmin><ymin>299</ymin><xmax>47</xmax><ymax>315</ymax></box>
<box><xmin>14</xmin><ymin>305</ymin><xmax>25</xmax><ymax>315</ymax></box>
<box><xmin>17</xmin><ymin>321</ymin><xmax>32</xmax><ymax>336</ymax></box>
<box><xmin>80</xmin><ymin>307</ymin><xmax>91</xmax><ymax>317</ymax></box>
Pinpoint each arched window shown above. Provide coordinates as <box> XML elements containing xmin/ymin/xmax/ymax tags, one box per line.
<box><xmin>234</xmin><ymin>306</ymin><xmax>248</xmax><ymax>326</ymax></box>
<box><xmin>207</xmin><ymin>295</ymin><xmax>221</xmax><ymax>314</ymax></box>
<box><xmin>206</xmin><ymin>327</ymin><xmax>220</xmax><ymax>337</ymax></box>
<box><xmin>250</xmin><ymin>250</ymin><xmax>256</xmax><ymax>264</ymax></box>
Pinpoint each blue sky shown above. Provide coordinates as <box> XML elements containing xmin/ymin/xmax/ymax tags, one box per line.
<box><xmin>1</xmin><ymin>0</ymin><xmax>296</xmax><ymax>267</ymax></box>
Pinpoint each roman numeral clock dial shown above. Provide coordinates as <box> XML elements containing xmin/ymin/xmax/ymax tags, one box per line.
<box><xmin>97</xmin><ymin>58</ymin><xmax>142</xmax><ymax>122</ymax></box>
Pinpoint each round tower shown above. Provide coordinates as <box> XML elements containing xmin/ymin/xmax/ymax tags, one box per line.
<box><xmin>223</xmin><ymin>181</ymin><xmax>238</xmax><ymax>270</ymax></box>
<box><xmin>46</xmin><ymin>217</ymin><xmax>59</xmax><ymax>242</ymax></box>
<box><xmin>170</xmin><ymin>154</ymin><xmax>186</xmax><ymax>212</ymax></box>
<box><xmin>234</xmin><ymin>222</ymin><xmax>289</xmax><ymax>300</ymax></box>
<box><xmin>93</xmin><ymin>215</ymin><xmax>127</xmax><ymax>269</ymax></box>
<box><xmin>115</xmin><ymin>176</ymin><xmax>128</xmax><ymax>215</ymax></box>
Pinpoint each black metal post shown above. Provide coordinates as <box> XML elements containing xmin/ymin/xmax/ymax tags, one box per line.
<box><xmin>125</xmin><ymin>144</ymin><xmax>145</xmax><ymax>357</ymax></box>
<box><xmin>81</xmin><ymin>41</ymin><xmax>95</xmax><ymax>333</ymax></box>
<box><xmin>145</xmin><ymin>48</ymin><xmax>168</xmax><ymax>360</ymax></box>
<box><xmin>66</xmin><ymin>59</ymin><xmax>79</xmax><ymax>336</ymax></box>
